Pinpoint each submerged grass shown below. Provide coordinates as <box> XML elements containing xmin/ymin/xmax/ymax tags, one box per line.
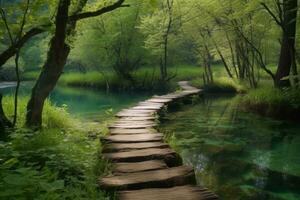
<box><xmin>1</xmin><ymin>97</ymin><xmax>111</xmax><ymax>200</ymax></box>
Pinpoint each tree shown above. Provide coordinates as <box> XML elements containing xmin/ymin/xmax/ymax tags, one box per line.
<box><xmin>262</xmin><ymin>0</ymin><xmax>298</xmax><ymax>87</ymax></box>
<box><xmin>73</xmin><ymin>0</ymin><xmax>147</xmax><ymax>84</ymax></box>
<box><xmin>26</xmin><ymin>0</ymin><xmax>128</xmax><ymax>127</ymax></box>
<box><xmin>0</xmin><ymin>0</ymin><xmax>31</xmax><ymax>128</ymax></box>
<box><xmin>139</xmin><ymin>0</ymin><xmax>178</xmax><ymax>81</ymax></box>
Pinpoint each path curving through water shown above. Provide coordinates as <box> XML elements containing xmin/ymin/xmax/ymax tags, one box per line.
<box><xmin>99</xmin><ymin>81</ymin><xmax>218</xmax><ymax>200</ymax></box>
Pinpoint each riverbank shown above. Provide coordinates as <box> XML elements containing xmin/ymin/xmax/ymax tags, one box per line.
<box><xmin>239</xmin><ymin>87</ymin><xmax>300</xmax><ymax>121</ymax></box>
<box><xmin>0</xmin><ymin>96</ymin><xmax>111</xmax><ymax>199</ymax></box>
<box><xmin>18</xmin><ymin>65</ymin><xmax>240</xmax><ymax>92</ymax></box>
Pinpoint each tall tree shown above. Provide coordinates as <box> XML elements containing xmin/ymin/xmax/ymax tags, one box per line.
<box><xmin>262</xmin><ymin>0</ymin><xmax>298</xmax><ymax>87</ymax></box>
<box><xmin>26</xmin><ymin>0</ymin><xmax>128</xmax><ymax>127</ymax></box>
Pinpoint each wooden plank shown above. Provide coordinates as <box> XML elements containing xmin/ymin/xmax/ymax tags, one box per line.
<box><xmin>131</xmin><ymin>106</ymin><xmax>163</xmax><ymax>110</ymax></box>
<box><xmin>114</xmin><ymin>120</ymin><xmax>155</xmax><ymax>124</ymax></box>
<box><xmin>119</xmin><ymin>116</ymin><xmax>157</xmax><ymax>121</ymax></box>
<box><xmin>147</xmin><ymin>98</ymin><xmax>173</xmax><ymax>103</ymax></box>
<box><xmin>102</xmin><ymin>133</ymin><xmax>163</xmax><ymax>143</ymax></box>
<box><xmin>138</xmin><ymin>102</ymin><xmax>165</xmax><ymax>107</ymax></box>
<box><xmin>99</xmin><ymin>166</ymin><xmax>196</xmax><ymax>190</ymax></box>
<box><xmin>110</xmin><ymin>128</ymin><xmax>156</xmax><ymax>135</ymax></box>
<box><xmin>109</xmin><ymin>124</ymin><xmax>156</xmax><ymax>129</ymax></box>
<box><xmin>118</xmin><ymin>185</ymin><xmax>218</xmax><ymax>200</ymax></box>
<box><xmin>103</xmin><ymin>142</ymin><xmax>169</xmax><ymax>153</ymax></box>
<box><xmin>153</xmin><ymin>94</ymin><xmax>185</xmax><ymax>99</ymax></box>
<box><xmin>113</xmin><ymin>160</ymin><xmax>168</xmax><ymax>174</ymax></box>
<box><xmin>103</xmin><ymin>148</ymin><xmax>182</xmax><ymax>167</ymax></box>
<box><xmin>120</xmin><ymin>109</ymin><xmax>155</xmax><ymax>114</ymax></box>
<box><xmin>116</xmin><ymin>113</ymin><xmax>154</xmax><ymax>117</ymax></box>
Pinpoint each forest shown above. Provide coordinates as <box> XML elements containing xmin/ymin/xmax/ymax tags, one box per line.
<box><xmin>0</xmin><ymin>0</ymin><xmax>299</xmax><ymax>199</ymax></box>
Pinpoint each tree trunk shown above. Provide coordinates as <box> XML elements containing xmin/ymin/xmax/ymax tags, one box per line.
<box><xmin>26</xmin><ymin>0</ymin><xmax>71</xmax><ymax>127</ymax></box>
<box><xmin>275</xmin><ymin>0</ymin><xmax>298</xmax><ymax>87</ymax></box>
<box><xmin>0</xmin><ymin>93</ymin><xmax>12</xmax><ymax>134</ymax></box>
<box><xmin>214</xmin><ymin>41</ymin><xmax>233</xmax><ymax>78</ymax></box>
<box><xmin>225</xmin><ymin>32</ymin><xmax>238</xmax><ymax>78</ymax></box>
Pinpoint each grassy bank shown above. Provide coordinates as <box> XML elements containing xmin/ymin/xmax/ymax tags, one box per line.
<box><xmin>191</xmin><ymin>77</ymin><xmax>246</xmax><ymax>94</ymax></box>
<box><xmin>58</xmin><ymin>65</ymin><xmax>245</xmax><ymax>93</ymax></box>
<box><xmin>1</xmin><ymin>97</ymin><xmax>111</xmax><ymax>200</ymax></box>
<box><xmin>58</xmin><ymin>65</ymin><xmax>206</xmax><ymax>92</ymax></box>
<box><xmin>239</xmin><ymin>87</ymin><xmax>300</xmax><ymax>121</ymax></box>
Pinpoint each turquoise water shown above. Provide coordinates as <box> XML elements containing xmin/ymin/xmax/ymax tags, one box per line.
<box><xmin>2</xmin><ymin>83</ymin><xmax>300</xmax><ymax>199</ymax></box>
<box><xmin>160</xmin><ymin>95</ymin><xmax>300</xmax><ymax>200</ymax></box>
<box><xmin>0</xmin><ymin>82</ymin><xmax>151</xmax><ymax>121</ymax></box>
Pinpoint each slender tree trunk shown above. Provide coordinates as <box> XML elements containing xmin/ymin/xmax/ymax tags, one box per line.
<box><xmin>214</xmin><ymin>41</ymin><xmax>233</xmax><ymax>78</ymax></box>
<box><xmin>26</xmin><ymin>0</ymin><xmax>71</xmax><ymax>127</ymax></box>
<box><xmin>13</xmin><ymin>50</ymin><xmax>21</xmax><ymax>126</ymax></box>
<box><xmin>291</xmin><ymin>46</ymin><xmax>299</xmax><ymax>86</ymax></box>
<box><xmin>275</xmin><ymin>0</ymin><xmax>298</xmax><ymax>87</ymax></box>
<box><xmin>225</xmin><ymin>32</ymin><xmax>238</xmax><ymax>78</ymax></box>
<box><xmin>0</xmin><ymin>93</ymin><xmax>12</xmax><ymax>134</ymax></box>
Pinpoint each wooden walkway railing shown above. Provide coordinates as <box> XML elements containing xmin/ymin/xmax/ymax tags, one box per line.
<box><xmin>99</xmin><ymin>81</ymin><xmax>218</xmax><ymax>200</ymax></box>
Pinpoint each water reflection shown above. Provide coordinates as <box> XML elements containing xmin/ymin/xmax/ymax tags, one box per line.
<box><xmin>160</xmin><ymin>95</ymin><xmax>300</xmax><ymax>200</ymax></box>
<box><xmin>0</xmin><ymin>82</ymin><xmax>151</xmax><ymax>121</ymax></box>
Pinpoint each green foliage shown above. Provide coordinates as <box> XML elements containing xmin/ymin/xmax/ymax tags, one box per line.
<box><xmin>239</xmin><ymin>87</ymin><xmax>300</xmax><ymax>119</ymax></box>
<box><xmin>202</xmin><ymin>77</ymin><xmax>246</xmax><ymax>93</ymax></box>
<box><xmin>3</xmin><ymin>96</ymin><xmax>72</xmax><ymax>128</ymax></box>
<box><xmin>59</xmin><ymin>65</ymin><xmax>206</xmax><ymax>91</ymax></box>
<box><xmin>0</xmin><ymin>96</ymin><xmax>110</xmax><ymax>200</ymax></box>
<box><xmin>71</xmin><ymin>0</ymin><xmax>148</xmax><ymax>80</ymax></box>
<box><xmin>22</xmin><ymin>70</ymin><xmax>40</xmax><ymax>81</ymax></box>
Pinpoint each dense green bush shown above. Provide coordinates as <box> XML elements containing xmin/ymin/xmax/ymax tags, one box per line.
<box><xmin>0</xmin><ymin>97</ymin><xmax>110</xmax><ymax>200</ymax></box>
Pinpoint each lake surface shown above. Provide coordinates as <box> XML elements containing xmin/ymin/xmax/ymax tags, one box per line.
<box><xmin>0</xmin><ymin>82</ymin><xmax>151</xmax><ymax>121</ymax></box>
<box><xmin>160</xmin><ymin>95</ymin><xmax>300</xmax><ymax>200</ymax></box>
<box><xmin>2</xmin><ymin>82</ymin><xmax>300</xmax><ymax>200</ymax></box>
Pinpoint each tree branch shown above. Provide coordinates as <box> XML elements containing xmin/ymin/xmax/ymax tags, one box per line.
<box><xmin>260</xmin><ymin>2</ymin><xmax>283</xmax><ymax>27</ymax></box>
<box><xmin>236</xmin><ymin>26</ymin><xmax>275</xmax><ymax>81</ymax></box>
<box><xmin>0</xmin><ymin>0</ymin><xmax>128</xmax><ymax>68</ymax></box>
<box><xmin>0</xmin><ymin>27</ymin><xmax>46</xmax><ymax>67</ymax></box>
<box><xmin>68</xmin><ymin>0</ymin><xmax>129</xmax><ymax>21</ymax></box>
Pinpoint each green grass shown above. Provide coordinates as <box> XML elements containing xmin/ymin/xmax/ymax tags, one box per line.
<box><xmin>1</xmin><ymin>97</ymin><xmax>111</xmax><ymax>200</ymax></box>
<box><xmin>239</xmin><ymin>87</ymin><xmax>300</xmax><ymax>120</ymax></box>
<box><xmin>58</xmin><ymin>65</ymin><xmax>221</xmax><ymax>91</ymax></box>
<box><xmin>202</xmin><ymin>77</ymin><xmax>246</xmax><ymax>93</ymax></box>
<box><xmin>25</xmin><ymin>64</ymin><xmax>268</xmax><ymax>94</ymax></box>
<box><xmin>21</xmin><ymin>71</ymin><xmax>41</xmax><ymax>81</ymax></box>
<box><xmin>3</xmin><ymin>96</ymin><xmax>73</xmax><ymax>129</ymax></box>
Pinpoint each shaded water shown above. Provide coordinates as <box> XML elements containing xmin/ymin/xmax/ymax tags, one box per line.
<box><xmin>0</xmin><ymin>82</ymin><xmax>150</xmax><ymax>121</ymax></box>
<box><xmin>160</xmin><ymin>95</ymin><xmax>300</xmax><ymax>200</ymax></box>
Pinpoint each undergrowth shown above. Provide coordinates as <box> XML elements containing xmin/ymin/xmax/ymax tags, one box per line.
<box><xmin>239</xmin><ymin>87</ymin><xmax>300</xmax><ymax>120</ymax></box>
<box><xmin>0</xmin><ymin>97</ymin><xmax>111</xmax><ymax>200</ymax></box>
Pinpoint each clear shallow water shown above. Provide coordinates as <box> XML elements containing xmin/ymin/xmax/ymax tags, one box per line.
<box><xmin>160</xmin><ymin>95</ymin><xmax>300</xmax><ymax>200</ymax></box>
<box><xmin>0</xmin><ymin>82</ymin><xmax>151</xmax><ymax>121</ymax></box>
<box><xmin>2</xmin><ymin>83</ymin><xmax>300</xmax><ymax>199</ymax></box>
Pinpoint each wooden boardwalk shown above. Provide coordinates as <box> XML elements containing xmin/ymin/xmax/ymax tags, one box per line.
<box><xmin>99</xmin><ymin>81</ymin><xmax>218</xmax><ymax>200</ymax></box>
